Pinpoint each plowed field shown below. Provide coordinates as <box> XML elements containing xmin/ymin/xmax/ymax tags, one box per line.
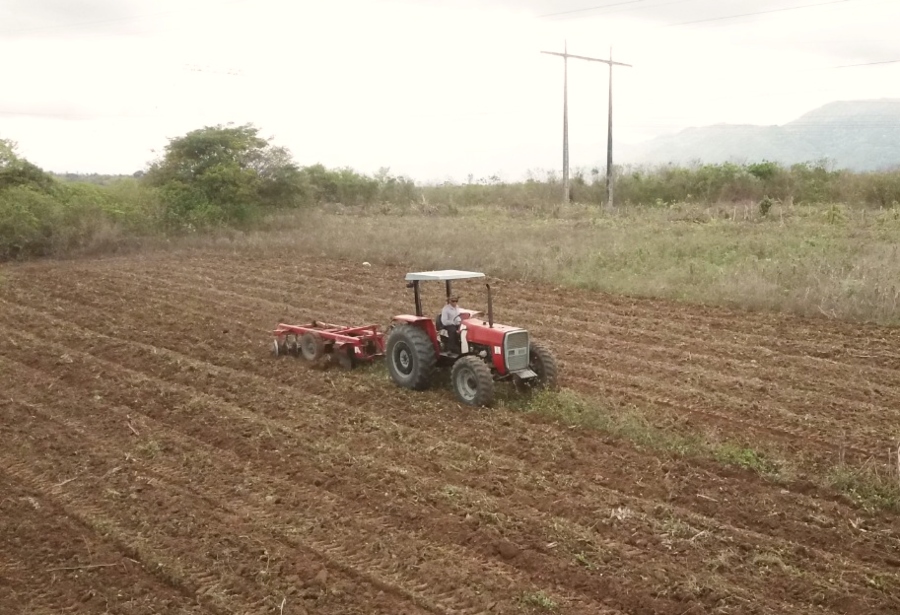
<box><xmin>2</xmin><ymin>250</ymin><xmax>899</xmax><ymax>614</ymax></box>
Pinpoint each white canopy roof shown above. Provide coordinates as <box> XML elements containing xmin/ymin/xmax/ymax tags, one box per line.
<box><xmin>405</xmin><ymin>269</ymin><xmax>485</xmax><ymax>281</ymax></box>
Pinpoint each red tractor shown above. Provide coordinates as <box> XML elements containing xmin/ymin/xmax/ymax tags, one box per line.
<box><xmin>385</xmin><ymin>270</ymin><xmax>558</xmax><ymax>406</ymax></box>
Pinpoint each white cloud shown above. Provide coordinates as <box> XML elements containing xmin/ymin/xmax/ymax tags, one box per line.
<box><xmin>2</xmin><ymin>0</ymin><xmax>899</xmax><ymax>179</ymax></box>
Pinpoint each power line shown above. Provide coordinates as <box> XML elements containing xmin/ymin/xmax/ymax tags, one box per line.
<box><xmin>665</xmin><ymin>0</ymin><xmax>854</xmax><ymax>27</ymax></box>
<box><xmin>540</xmin><ymin>0</ymin><xmax>719</xmax><ymax>20</ymax></box>
<box><xmin>833</xmin><ymin>58</ymin><xmax>900</xmax><ymax>68</ymax></box>
<box><xmin>0</xmin><ymin>0</ymin><xmax>250</xmax><ymax>36</ymax></box>
<box><xmin>539</xmin><ymin>0</ymin><xmax>651</xmax><ymax>18</ymax></box>
<box><xmin>540</xmin><ymin>0</ymin><xmax>864</xmax><ymax>25</ymax></box>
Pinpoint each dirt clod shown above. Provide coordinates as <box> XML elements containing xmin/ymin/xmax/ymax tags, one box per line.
<box><xmin>497</xmin><ymin>541</ymin><xmax>520</xmax><ymax>560</ymax></box>
<box><xmin>311</xmin><ymin>568</ymin><xmax>328</xmax><ymax>587</ymax></box>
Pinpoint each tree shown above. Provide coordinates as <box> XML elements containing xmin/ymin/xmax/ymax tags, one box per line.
<box><xmin>0</xmin><ymin>138</ymin><xmax>18</xmax><ymax>168</ymax></box>
<box><xmin>144</xmin><ymin>123</ymin><xmax>305</xmax><ymax>226</ymax></box>
<box><xmin>0</xmin><ymin>137</ymin><xmax>56</xmax><ymax>193</ymax></box>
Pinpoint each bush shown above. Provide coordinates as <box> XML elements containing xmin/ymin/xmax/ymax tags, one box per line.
<box><xmin>0</xmin><ymin>185</ymin><xmax>63</xmax><ymax>258</ymax></box>
<box><xmin>144</xmin><ymin>124</ymin><xmax>306</xmax><ymax>227</ymax></box>
<box><xmin>0</xmin><ymin>159</ymin><xmax>57</xmax><ymax>193</ymax></box>
<box><xmin>0</xmin><ymin>179</ymin><xmax>162</xmax><ymax>259</ymax></box>
<box><xmin>0</xmin><ymin>138</ymin><xmax>163</xmax><ymax>260</ymax></box>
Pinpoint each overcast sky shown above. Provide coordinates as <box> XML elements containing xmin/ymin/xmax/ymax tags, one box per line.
<box><xmin>2</xmin><ymin>0</ymin><xmax>899</xmax><ymax>181</ymax></box>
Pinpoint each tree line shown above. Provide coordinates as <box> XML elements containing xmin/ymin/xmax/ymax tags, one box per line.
<box><xmin>3</xmin><ymin>123</ymin><xmax>900</xmax><ymax>260</ymax></box>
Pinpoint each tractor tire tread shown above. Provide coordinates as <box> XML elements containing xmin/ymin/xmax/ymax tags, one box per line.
<box><xmin>386</xmin><ymin>324</ymin><xmax>437</xmax><ymax>390</ymax></box>
<box><xmin>451</xmin><ymin>355</ymin><xmax>495</xmax><ymax>407</ymax></box>
<box><xmin>529</xmin><ymin>341</ymin><xmax>559</xmax><ymax>390</ymax></box>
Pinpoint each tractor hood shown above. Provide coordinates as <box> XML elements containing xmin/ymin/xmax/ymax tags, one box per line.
<box><xmin>463</xmin><ymin>317</ymin><xmax>522</xmax><ymax>335</ymax></box>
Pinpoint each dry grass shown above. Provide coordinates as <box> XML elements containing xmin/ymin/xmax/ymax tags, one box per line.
<box><xmin>17</xmin><ymin>195</ymin><xmax>900</xmax><ymax>325</ymax></box>
<box><xmin>175</xmin><ymin>200</ymin><xmax>900</xmax><ymax>325</ymax></box>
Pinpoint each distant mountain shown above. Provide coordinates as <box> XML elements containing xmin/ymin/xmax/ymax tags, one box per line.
<box><xmin>619</xmin><ymin>99</ymin><xmax>900</xmax><ymax>172</ymax></box>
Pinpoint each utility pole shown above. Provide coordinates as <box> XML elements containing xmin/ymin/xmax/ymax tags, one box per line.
<box><xmin>563</xmin><ymin>41</ymin><xmax>569</xmax><ymax>203</ymax></box>
<box><xmin>606</xmin><ymin>46</ymin><xmax>617</xmax><ymax>209</ymax></box>
<box><xmin>541</xmin><ymin>46</ymin><xmax>631</xmax><ymax>207</ymax></box>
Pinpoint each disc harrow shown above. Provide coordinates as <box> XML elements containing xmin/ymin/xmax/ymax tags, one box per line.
<box><xmin>272</xmin><ymin>321</ymin><xmax>386</xmax><ymax>370</ymax></box>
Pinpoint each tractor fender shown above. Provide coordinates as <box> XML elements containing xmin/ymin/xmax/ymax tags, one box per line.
<box><xmin>391</xmin><ymin>314</ymin><xmax>440</xmax><ymax>353</ymax></box>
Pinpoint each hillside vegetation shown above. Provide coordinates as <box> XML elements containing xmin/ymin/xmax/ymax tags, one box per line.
<box><xmin>621</xmin><ymin>99</ymin><xmax>900</xmax><ymax>171</ymax></box>
<box><xmin>2</xmin><ymin>124</ymin><xmax>900</xmax><ymax>324</ymax></box>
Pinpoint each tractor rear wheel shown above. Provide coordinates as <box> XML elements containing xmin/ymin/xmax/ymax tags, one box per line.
<box><xmin>528</xmin><ymin>342</ymin><xmax>559</xmax><ymax>390</ymax></box>
<box><xmin>299</xmin><ymin>332</ymin><xmax>325</xmax><ymax>362</ymax></box>
<box><xmin>451</xmin><ymin>355</ymin><xmax>494</xmax><ymax>406</ymax></box>
<box><xmin>386</xmin><ymin>324</ymin><xmax>436</xmax><ymax>390</ymax></box>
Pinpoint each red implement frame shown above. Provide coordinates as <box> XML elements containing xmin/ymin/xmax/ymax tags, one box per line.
<box><xmin>272</xmin><ymin>320</ymin><xmax>385</xmax><ymax>367</ymax></box>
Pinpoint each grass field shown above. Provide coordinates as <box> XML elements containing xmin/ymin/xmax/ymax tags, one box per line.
<box><xmin>225</xmin><ymin>200</ymin><xmax>900</xmax><ymax>325</ymax></box>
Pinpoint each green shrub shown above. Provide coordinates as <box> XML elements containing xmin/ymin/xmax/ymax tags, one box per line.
<box><xmin>144</xmin><ymin>123</ymin><xmax>306</xmax><ymax>226</ymax></box>
<box><xmin>0</xmin><ymin>185</ymin><xmax>63</xmax><ymax>258</ymax></box>
<box><xmin>0</xmin><ymin>159</ymin><xmax>57</xmax><ymax>193</ymax></box>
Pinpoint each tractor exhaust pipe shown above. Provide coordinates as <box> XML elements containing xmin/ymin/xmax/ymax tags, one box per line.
<box><xmin>486</xmin><ymin>284</ymin><xmax>493</xmax><ymax>328</ymax></box>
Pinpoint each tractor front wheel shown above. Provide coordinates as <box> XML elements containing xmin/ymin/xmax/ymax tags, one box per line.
<box><xmin>528</xmin><ymin>342</ymin><xmax>559</xmax><ymax>390</ymax></box>
<box><xmin>386</xmin><ymin>325</ymin><xmax>436</xmax><ymax>390</ymax></box>
<box><xmin>451</xmin><ymin>355</ymin><xmax>495</xmax><ymax>406</ymax></box>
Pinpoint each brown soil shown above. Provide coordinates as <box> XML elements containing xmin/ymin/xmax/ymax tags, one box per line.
<box><xmin>1</xmin><ymin>249</ymin><xmax>899</xmax><ymax>614</ymax></box>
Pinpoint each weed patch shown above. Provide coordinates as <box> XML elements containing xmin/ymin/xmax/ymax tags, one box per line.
<box><xmin>508</xmin><ymin>387</ymin><xmax>900</xmax><ymax>512</ymax></box>
<box><xmin>520</xmin><ymin>590</ymin><xmax>558</xmax><ymax>611</ymax></box>
<box><xmin>827</xmin><ymin>462</ymin><xmax>900</xmax><ymax>512</ymax></box>
<box><xmin>712</xmin><ymin>443</ymin><xmax>782</xmax><ymax>476</ymax></box>
<box><xmin>501</xmin><ymin>389</ymin><xmax>702</xmax><ymax>455</ymax></box>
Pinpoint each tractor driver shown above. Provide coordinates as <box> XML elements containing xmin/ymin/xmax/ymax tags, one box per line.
<box><xmin>441</xmin><ymin>294</ymin><xmax>462</xmax><ymax>353</ymax></box>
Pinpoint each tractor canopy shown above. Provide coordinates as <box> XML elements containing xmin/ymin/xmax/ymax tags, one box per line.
<box><xmin>403</xmin><ymin>270</ymin><xmax>487</xmax><ymax>322</ymax></box>
<box><xmin>404</xmin><ymin>270</ymin><xmax>485</xmax><ymax>281</ymax></box>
